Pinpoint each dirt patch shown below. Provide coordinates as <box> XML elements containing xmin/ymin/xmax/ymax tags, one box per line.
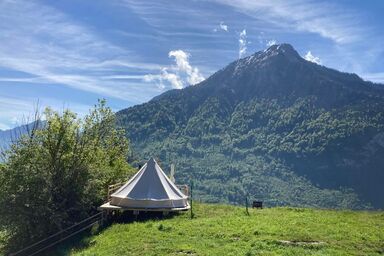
<box><xmin>278</xmin><ymin>240</ymin><xmax>326</xmax><ymax>247</ymax></box>
<box><xmin>231</xmin><ymin>235</ymin><xmax>241</xmax><ymax>241</ymax></box>
<box><xmin>177</xmin><ymin>249</ymin><xmax>196</xmax><ymax>255</ymax></box>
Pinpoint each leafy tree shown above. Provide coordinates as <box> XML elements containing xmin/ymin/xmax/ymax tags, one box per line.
<box><xmin>0</xmin><ymin>100</ymin><xmax>134</xmax><ymax>252</ymax></box>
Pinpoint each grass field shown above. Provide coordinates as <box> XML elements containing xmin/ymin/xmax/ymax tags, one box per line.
<box><xmin>68</xmin><ymin>203</ymin><xmax>384</xmax><ymax>255</ymax></box>
<box><xmin>0</xmin><ymin>231</ymin><xmax>6</xmax><ymax>254</ymax></box>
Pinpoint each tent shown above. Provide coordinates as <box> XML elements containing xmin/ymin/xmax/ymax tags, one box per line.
<box><xmin>100</xmin><ymin>158</ymin><xmax>189</xmax><ymax>211</ymax></box>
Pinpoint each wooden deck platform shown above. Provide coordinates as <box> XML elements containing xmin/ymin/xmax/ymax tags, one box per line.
<box><xmin>98</xmin><ymin>202</ymin><xmax>190</xmax><ymax>212</ymax></box>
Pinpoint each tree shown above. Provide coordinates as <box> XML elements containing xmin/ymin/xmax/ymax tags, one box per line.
<box><xmin>0</xmin><ymin>100</ymin><xmax>135</xmax><ymax>252</ymax></box>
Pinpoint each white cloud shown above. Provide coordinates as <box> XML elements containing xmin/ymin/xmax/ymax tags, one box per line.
<box><xmin>239</xmin><ymin>29</ymin><xmax>247</xmax><ymax>58</ymax></box>
<box><xmin>144</xmin><ymin>68</ymin><xmax>184</xmax><ymax>89</ymax></box>
<box><xmin>213</xmin><ymin>21</ymin><xmax>229</xmax><ymax>32</ymax></box>
<box><xmin>0</xmin><ymin>77</ymin><xmax>50</xmax><ymax>83</ymax></box>
<box><xmin>169</xmin><ymin>50</ymin><xmax>205</xmax><ymax>85</ymax></box>
<box><xmin>219</xmin><ymin>21</ymin><xmax>228</xmax><ymax>32</ymax></box>
<box><xmin>266</xmin><ymin>40</ymin><xmax>277</xmax><ymax>47</ymax></box>
<box><xmin>160</xmin><ymin>70</ymin><xmax>183</xmax><ymax>89</ymax></box>
<box><xmin>144</xmin><ymin>50</ymin><xmax>204</xmax><ymax>89</ymax></box>
<box><xmin>304</xmin><ymin>51</ymin><xmax>321</xmax><ymax>64</ymax></box>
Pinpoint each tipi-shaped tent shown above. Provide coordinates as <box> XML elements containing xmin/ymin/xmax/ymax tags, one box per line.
<box><xmin>107</xmin><ymin>158</ymin><xmax>189</xmax><ymax>210</ymax></box>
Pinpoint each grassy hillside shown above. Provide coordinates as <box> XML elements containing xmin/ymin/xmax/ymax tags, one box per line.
<box><xmin>70</xmin><ymin>203</ymin><xmax>384</xmax><ymax>255</ymax></box>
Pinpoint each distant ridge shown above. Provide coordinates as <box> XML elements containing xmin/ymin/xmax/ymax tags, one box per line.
<box><xmin>0</xmin><ymin>121</ymin><xmax>44</xmax><ymax>151</ymax></box>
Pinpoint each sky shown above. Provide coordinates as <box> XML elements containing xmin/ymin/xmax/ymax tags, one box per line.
<box><xmin>0</xmin><ymin>0</ymin><xmax>383</xmax><ymax>130</ymax></box>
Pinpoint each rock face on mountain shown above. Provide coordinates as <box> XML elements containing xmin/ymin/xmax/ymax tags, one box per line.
<box><xmin>117</xmin><ymin>44</ymin><xmax>384</xmax><ymax>209</ymax></box>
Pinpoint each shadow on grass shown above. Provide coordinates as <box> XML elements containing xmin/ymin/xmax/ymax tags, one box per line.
<box><xmin>112</xmin><ymin>210</ymin><xmax>182</xmax><ymax>224</ymax></box>
<box><xmin>47</xmin><ymin>211</ymin><xmax>184</xmax><ymax>255</ymax></box>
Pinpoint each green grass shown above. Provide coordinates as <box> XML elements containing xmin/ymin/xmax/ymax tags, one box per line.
<box><xmin>0</xmin><ymin>231</ymin><xmax>6</xmax><ymax>254</ymax></box>
<box><xmin>70</xmin><ymin>203</ymin><xmax>384</xmax><ymax>256</ymax></box>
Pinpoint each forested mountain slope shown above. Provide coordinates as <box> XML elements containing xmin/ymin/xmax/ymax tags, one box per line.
<box><xmin>117</xmin><ymin>44</ymin><xmax>384</xmax><ymax>209</ymax></box>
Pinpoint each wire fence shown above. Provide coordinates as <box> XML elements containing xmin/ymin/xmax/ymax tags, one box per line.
<box><xmin>10</xmin><ymin>212</ymin><xmax>103</xmax><ymax>256</ymax></box>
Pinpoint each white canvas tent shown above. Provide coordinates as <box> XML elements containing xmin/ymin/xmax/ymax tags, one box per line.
<box><xmin>99</xmin><ymin>158</ymin><xmax>189</xmax><ymax>211</ymax></box>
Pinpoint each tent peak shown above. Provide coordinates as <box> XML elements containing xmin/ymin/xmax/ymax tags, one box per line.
<box><xmin>147</xmin><ymin>157</ymin><xmax>157</xmax><ymax>168</ymax></box>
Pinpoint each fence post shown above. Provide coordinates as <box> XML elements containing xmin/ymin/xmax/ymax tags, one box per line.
<box><xmin>190</xmin><ymin>180</ymin><xmax>194</xmax><ymax>219</ymax></box>
<box><xmin>245</xmin><ymin>193</ymin><xmax>249</xmax><ymax>216</ymax></box>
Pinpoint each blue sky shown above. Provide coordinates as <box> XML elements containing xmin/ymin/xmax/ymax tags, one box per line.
<box><xmin>0</xmin><ymin>0</ymin><xmax>383</xmax><ymax>130</ymax></box>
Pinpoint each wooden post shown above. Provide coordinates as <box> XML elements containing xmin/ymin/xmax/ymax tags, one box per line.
<box><xmin>170</xmin><ymin>164</ymin><xmax>175</xmax><ymax>183</ymax></box>
<box><xmin>190</xmin><ymin>180</ymin><xmax>194</xmax><ymax>219</ymax></box>
<box><xmin>101</xmin><ymin>211</ymin><xmax>105</xmax><ymax>228</ymax></box>
<box><xmin>245</xmin><ymin>194</ymin><xmax>249</xmax><ymax>216</ymax></box>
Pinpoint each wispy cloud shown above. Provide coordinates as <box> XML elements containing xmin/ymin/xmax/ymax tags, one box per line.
<box><xmin>122</xmin><ymin>0</ymin><xmax>222</xmax><ymax>32</ymax></box>
<box><xmin>361</xmin><ymin>73</ymin><xmax>384</xmax><ymax>84</ymax></box>
<box><xmin>266</xmin><ymin>39</ymin><xmax>277</xmax><ymax>47</ymax></box>
<box><xmin>304</xmin><ymin>51</ymin><xmax>321</xmax><ymax>64</ymax></box>
<box><xmin>0</xmin><ymin>96</ymin><xmax>92</xmax><ymax>130</ymax></box>
<box><xmin>0</xmin><ymin>0</ymin><xmax>160</xmax><ymax>101</ymax></box>
<box><xmin>212</xmin><ymin>0</ymin><xmax>367</xmax><ymax>44</ymax></box>
<box><xmin>0</xmin><ymin>77</ymin><xmax>50</xmax><ymax>83</ymax></box>
<box><xmin>214</xmin><ymin>21</ymin><xmax>229</xmax><ymax>32</ymax></box>
<box><xmin>239</xmin><ymin>29</ymin><xmax>247</xmax><ymax>58</ymax></box>
<box><xmin>219</xmin><ymin>21</ymin><xmax>229</xmax><ymax>32</ymax></box>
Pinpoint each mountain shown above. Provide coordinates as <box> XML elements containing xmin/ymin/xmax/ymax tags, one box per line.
<box><xmin>0</xmin><ymin>121</ymin><xmax>43</xmax><ymax>152</ymax></box>
<box><xmin>117</xmin><ymin>44</ymin><xmax>384</xmax><ymax>209</ymax></box>
<box><xmin>0</xmin><ymin>127</ymin><xmax>19</xmax><ymax>151</ymax></box>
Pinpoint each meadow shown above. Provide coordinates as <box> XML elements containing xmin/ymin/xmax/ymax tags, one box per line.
<box><xmin>70</xmin><ymin>203</ymin><xmax>384</xmax><ymax>256</ymax></box>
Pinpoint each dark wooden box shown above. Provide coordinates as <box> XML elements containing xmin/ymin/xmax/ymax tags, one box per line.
<box><xmin>252</xmin><ymin>201</ymin><xmax>263</xmax><ymax>209</ymax></box>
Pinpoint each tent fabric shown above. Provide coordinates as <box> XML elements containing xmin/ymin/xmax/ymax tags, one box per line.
<box><xmin>110</xmin><ymin>158</ymin><xmax>189</xmax><ymax>209</ymax></box>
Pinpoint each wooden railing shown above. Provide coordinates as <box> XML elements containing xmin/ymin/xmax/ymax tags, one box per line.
<box><xmin>176</xmin><ymin>184</ymin><xmax>189</xmax><ymax>197</ymax></box>
<box><xmin>107</xmin><ymin>182</ymin><xmax>125</xmax><ymax>201</ymax></box>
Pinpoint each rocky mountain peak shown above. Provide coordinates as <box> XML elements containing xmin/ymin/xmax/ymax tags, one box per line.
<box><xmin>232</xmin><ymin>43</ymin><xmax>302</xmax><ymax>75</ymax></box>
<box><xmin>263</xmin><ymin>43</ymin><xmax>300</xmax><ymax>58</ymax></box>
